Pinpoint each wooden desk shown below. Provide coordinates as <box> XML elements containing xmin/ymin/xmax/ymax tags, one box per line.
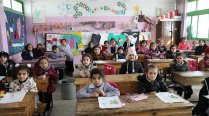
<box><xmin>94</xmin><ymin>60</ymin><xmax>126</xmax><ymax>69</ymax></box>
<box><xmin>104</xmin><ymin>54</ymin><xmax>113</xmax><ymax>60</ymax></box>
<box><xmin>0</xmin><ymin>92</ymin><xmax>36</xmax><ymax>116</ymax></box>
<box><xmin>173</xmin><ymin>71</ymin><xmax>209</xmax><ymax>86</ymax></box>
<box><xmin>190</xmin><ymin>55</ymin><xmax>204</xmax><ymax>63</ymax></box>
<box><xmin>77</xmin><ymin>94</ymin><xmax>194</xmax><ymax>116</ymax></box>
<box><xmin>19</xmin><ymin>58</ymin><xmax>66</xmax><ymax>68</ymax></box>
<box><xmin>180</xmin><ymin>50</ymin><xmax>195</xmax><ymax>57</ymax></box>
<box><xmin>75</xmin><ymin>74</ymin><xmax>141</xmax><ymax>93</ymax></box>
<box><xmin>146</xmin><ymin>59</ymin><xmax>173</xmax><ymax>69</ymax></box>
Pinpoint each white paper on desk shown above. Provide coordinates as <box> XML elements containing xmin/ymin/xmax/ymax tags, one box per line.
<box><xmin>204</xmin><ymin>95</ymin><xmax>209</xmax><ymax>99</ymax></box>
<box><xmin>94</xmin><ymin>60</ymin><xmax>106</xmax><ymax>64</ymax></box>
<box><xmin>156</xmin><ymin>92</ymin><xmax>186</xmax><ymax>103</ymax></box>
<box><xmin>117</xmin><ymin>59</ymin><xmax>126</xmax><ymax>62</ymax></box>
<box><xmin>0</xmin><ymin>91</ymin><xmax>26</xmax><ymax>104</ymax></box>
<box><xmin>0</xmin><ymin>76</ymin><xmax>5</xmax><ymax>81</ymax></box>
<box><xmin>98</xmin><ymin>96</ymin><xmax>123</xmax><ymax>109</ymax></box>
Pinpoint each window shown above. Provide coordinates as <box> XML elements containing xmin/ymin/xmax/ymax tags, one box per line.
<box><xmin>11</xmin><ymin>0</ymin><xmax>23</xmax><ymax>12</ymax></box>
<box><xmin>3</xmin><ymin>0</ymin><xmax>23</xmax><ymax>13</ymax></box>
<box><xmin>3</xmin><ymin>0</ymin><xmax>11</xmax><ymax>8</ymax></box>
<box><xmin>187</xmin><ymin>0</ymin><xmax>209</xmax><ymax>40</ymax></box>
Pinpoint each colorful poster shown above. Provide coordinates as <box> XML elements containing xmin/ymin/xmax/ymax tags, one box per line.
<box><xmin>108</xmin><ymin>33</ymin><xmax>126</xmax><ymax>46</ymax></box>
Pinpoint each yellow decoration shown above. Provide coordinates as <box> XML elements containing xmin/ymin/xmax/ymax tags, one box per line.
<box><xmin>134</xmin><ymin>5</ymin><xmax>140</xmax><ymax>14</ymax></box>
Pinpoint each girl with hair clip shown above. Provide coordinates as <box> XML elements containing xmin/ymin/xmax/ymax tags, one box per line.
<box><xmin>119</xmin><ymin>47</ymin><xmax>144</xmax><ymax>74</ymax></box>
<box><xmin>137</xmin><ymin>64</ymin><xmax>168</xmax><ymax>94</ymax></box>
<box><xmin>192</xmin><ymin>77</ymin><xmax>209</xmax><ymax>116</ymax></box>
<box><xmin>76</xmin><ymin>68</ymin><xmax>120</xmax><ymax>99</ymax></box>
<box><xmin>21</xmin><ymin>44</ymin><xmax>35</xmax><ymax>60</ymax></box>
<box><xmin>93</xmin><ymin>46</ymin><xmax>106</xmax><ymax>61</ymax></box>
<box><xmin>0</xmin><ymin>51</ymin><xmax>16</xmax><ymax>76</ymax></box>
<box><xmin>10</xmin><ymin>64</ymin><xmax>37</xmax><ymax>92</ymax></box>
<box><xmin>32</xmin><ymin>56</ymin><xmax>58</xmax><ymax>111</ymax></box>
<box><xmin>73</xmin><ymin>53</ymin><xmax>97</xmax><ymax>78</ymax></box>
<box><xmin>144</xmin><ymin>42</ymin><xmax>161</xmax><ymax>59</ymax></box>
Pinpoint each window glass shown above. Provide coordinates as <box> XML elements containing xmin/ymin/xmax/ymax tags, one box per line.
<box><xmin>186</xmin><ymin>16</ymin><xmax>192</xmax><ymax>38</ymax></box>
<box><xmin>191</xmin><ymin>16</ymin><xmax>198</xmax><ymax>38</ymax></box>
<box><xmin>3</xmin><ymin>0</ymin><xmax>11</xmax><ymax>8</ymax></box>
<box><xmin>198</xmin><ymin>0</ymin><xmax>209</xmax><ymax>10</ymax></box>
<box><xmin>187</xmin><ymin>1</ymin><xmax>196</xmax><ymax>12</ymax></box>
<box><xmin>11</xmin><ymin>0</ymin><xmax>23</xmax><ymax>12</ymax></box>
<box><xmin>197</xmin><ymin>14</ymin><xmax>209</xmax><ymax>38</ymax></box>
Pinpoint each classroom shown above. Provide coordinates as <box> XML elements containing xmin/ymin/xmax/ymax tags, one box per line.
<box><xmin>0</xmin><ymin>0</ymin><xmax>209</xmax><ymax>116</ymax></box>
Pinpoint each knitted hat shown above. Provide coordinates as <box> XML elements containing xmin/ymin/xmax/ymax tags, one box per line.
<box><xmin>205</xmin><ymin>46</ymin><xmax>209</xmax><ymax>55</ymax></box>
<box><xmin>126</xmin><ymin>47</ymin><xmax>138</xmax><ymax>60</ymax></box>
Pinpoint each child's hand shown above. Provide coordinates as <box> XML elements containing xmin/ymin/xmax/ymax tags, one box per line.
<box><xmin>96</xmin><ymin>90</ymin><xmax>106</xmax><ymax>96</ymax></box>
<box><xmin>150</xmin><ymin>91</ymin><xmax>156</xmax><ymax>94</ymax></box>
<box><xmin>90</xmin><ymin>92</ymin><xmax>99</xmax><ymax>97</ymax></box>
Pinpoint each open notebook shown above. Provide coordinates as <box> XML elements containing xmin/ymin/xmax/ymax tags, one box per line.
<box><xmin>0</xmin><ymin>90</ymin><xmax>26</xmax><ymax>104</ymax></box>
<box><xmin>156</xmin><ymin>92</ymin><xmax>187</xmax><ymax>103</ymax></box>
<box><xmin>98</xmin><ymin>96</ymin><xmax>124</xmax><ymax>109</ymax></box>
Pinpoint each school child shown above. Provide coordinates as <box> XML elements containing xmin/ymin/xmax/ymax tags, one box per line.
<box><xmin>109</xmin><ymin>38</ymin><xmax>118</xmax><ymax>54</ymax></box>
<box><xmin>137</xmin><ymin>40</ymin><xmax>149</xmax><ymax>54</ymax></box>
<box><xmin>33</xmin><ymin>56</ymin><xmax>58</xmax><ymax>111</ymax></box>
<box><xmin>192</xmin><ymin>77</ymin><xmax>209</xmax><ymax>116</ymax></box>
<box><xmin>0</xmin><ymin>51</ymin><xmax>16</xmax><ymax>76</ymax></box>
<box><xmin>101</xmin><ymin>40</ymin><xmax>110</xmax><ymax>54</ymax></box>
<box><xmin>195</xmin><ymin>39</ymin><xmax>208</xmax><ymax>55</ymax></box>
<box><xmin>10</xmin><ymin>64</ymin><xmax>37</xmax><ymax>92</ymax></box>
<box><xmin>76</xmin><ymin>68</ymin><xmax>120</xmax><ymax>99</ymax></box>
<box><xmin>166</xmin><ymin>45</ymin><xmax>180</xmax><ymax>59</ymax></box>
<box><xmin>59</xmin><ymin>39</ymin><xmax>74</xmax><ymax>76</ymax></box>
<box><xmin>170</xmin><ymin>53</ymin><xmax>193</xmax><ymax>99</ymax></box>
<box><xmin>199</xmin><ymin>47</ymin><xmax>209</xmax><ymax>71</ymax></box>
<box><xmin>177</xmin><ymin>38</ymin><xmax>191</xmax><ymax>50</ymax></box>
<box><xmin>157</xmin><ymin>39</ymin><xmax>167</xmax><ymax>58</ymax></box>
<box><xmin>119</xmin><ymin>47</ymin><xmax>144</xmax><ymax>74</ymax></box>
<box><xmin>123</xmin><ymin>37</ymin><xmax>133</xmax><ymax>52</ymax></box>
<box><xmin>144</xmin><ymin>42</ymin><xmax>161</xmax><ymax>59</ymax></box>
<box><xmin>93</xmin><ymin>46</ymin><xmax>106</xmax><ymax>61</ymax></box>
<box><xmin>192</xmin><ymin>40</ymin><xmax>198</xmax><ymax>50</ymax></box>
<box><xmin>48</xmin><ymin>45</ymin><xmax>65</xmax><ymax>59</ymax></box>
<box><xmin>137</xmin><ymin>64</ymin><xmax>168</xmax><ymax>94</ymax></box>
<box><xmin>73</xmin><ymin>53</ymin><xmax>97</xmax><ymax>78</ymax></box>
<box><xmin>112</xmin><ymin>46</ymin><xmax>126</xmax><ymax>60</ymax></box>
<box><xmin>83</xmin><ymin>41</ymin><xmax>95</xmax><ymax>55</ymax></box>
<box><xmin>21</xmin><ymin>44</ymin><xmax>35</xmax><ymax>60</ymax></box>
<box><xmin>33</xmin><ymin>43</ymin><xmax>45</xmax><ymax>59</ymax></box>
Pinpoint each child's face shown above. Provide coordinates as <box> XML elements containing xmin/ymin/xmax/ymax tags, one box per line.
<box><xmin>111</xmin><ymin>40</ymin><xmax>115</xmax><ymax>45</ymax></box>
<box><xmin>199</xmin><ymin>41</ymin><xmax>205</xmax><ymax>46</ymax></box>
<box><xmin>129</xmin><ymin>54</ymin><xmax>135</xmax><ymax>61</ymax></box>
<box><xmin>171</xmin><ymin>47</ymin><xmax>177</xmax><ymax>52</ymax></box>
<box><xmin>146</xmin><ymin>68</ymin><xmax>158</xmax><ymax>81</ymax></box>
<box><xmin>94</xmin><ymin>47</ymin><xmax>101</xmax><ymax>55</ymax></box>
<box><xmin>151</xmin><ymin>45</ymin><xmax>157</xmax><ymax>50</ymax></box>
<box><xmin>118</xmin><ymin>49</ymin><xmax>123</xmax><ymax>54</ymax></box>
<box><xmin>61</xmin><ymin>40</ymin><xmax>67</xmax><ymax>46</ymax></box>
<box><xmin>27</xmin><ymin>45</ymin><xmax>33</xmax><ymax>51</ymax></box>
<box><xmin>104</xmin><ymin>42</ymin><xmax>109</xmax><ymax>46</ymax></box>
<box><xmin>158</xmin><ymin>40</ymin><xmax>164</xmax><ymax>46</ymax></box>
<box><xmin>53</xmin><ymin>48</ymin><xmax>59</xmax><ymax>53</ymax></box>
<box><xmin>17</xmin><ymin>69</ymin><xmax>29</xmax><ymax>82</ymax></box>
<box><xmin>91</xmin><ymin>74</ymin><xmax>103</xmax><ymax>87</ymax></box>
<box><xmin>90</xmin><ymin>43</ymin><xmax>94</xmax><ymax>48</ymax></box>
<box><xmin>39</xmin><ymin>59</ymin><xmax>49</xmax><ymax>70</ymax></box>
<box><xmin>142</xmin><ymin>43</ymin><xmax>146</xmax><ymax>46</ymax></box>
<box><xmin>37</xmin><ymin>45</ymin><xmax>43</xmax><ymax>49</ymax></box>
<box><xmin>182</xmin><ymin>39</ymin><xmax>186</xmax><ymax>43</ymax></box>
<box><xmin>82</xmin><ymin>57</ymin><xmax>91</xmax><ymax>66</ymax></box>
<box><xmin>0</xmin><ymin>56</ymin><xmax>8</xmax><ymax>64</ymax></box>
<box><xmin>176</xmin><ymin>56</ymin><xmax>183</xmax><ymax>63</ymax></box>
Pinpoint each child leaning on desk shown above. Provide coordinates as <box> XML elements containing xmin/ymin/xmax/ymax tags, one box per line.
<box><xmin>73</xmin><ymin>53</ymin><xmax>96</xmax><ymax>78</ymax></box>
<box><xmin>199</xmin><ymin>47</ymin><xmax>209</xmax><ymax>71</ymax></box>
<box><xmin>32</xmin><ymin>56</ymin><xmax>58</xmax><ymax>111</ymax></box>
<box><xmin>170</xmin><ymin>52</ymin><xmax>193</xmax><ymax>99</ymax></box>
<box><xmin>137</xmin><ymin>64</ymin><xmax>168</xmax><ymax>94</ymax></box>
<box><xmin>76</xmin><ymin>68</ymin><xmax>120</xmax><ymax>99</ymax></box>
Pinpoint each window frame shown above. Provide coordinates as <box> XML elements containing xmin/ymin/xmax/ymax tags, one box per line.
<box><xmin>3</xmin><ymin>0</ymin><xmax>24</xmax><ymax>15</ymax></box>
<box><xmin>187</xmin><ymin>0</ymin><xmax>209</xmax><ymax>41</ymax></box>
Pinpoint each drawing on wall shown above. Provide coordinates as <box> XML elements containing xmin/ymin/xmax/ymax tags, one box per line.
<box><xmin>32</xmin><ymin>5</ymin><xmax>46</xmax><ymax>23</ymax></box>
<box><xmin>122</xmin><ymin>32</ymin><xmax>140</xmax><ymax>49</ymax></box>
<box><xmin>57</xmin><ymin>1</ymin><xmax>127</xmax><ymax>19</ymax></box>
<box><xmin>139</xmin><ymin>32</ymin><xmax>151</xmax><ymax>40</ymax></box>
<box><xmin>79</xmin><ymin>21</ymin><xmax>115</xmax><ymax>30</ymax></box>
<box><xmin>107</xmin><ymin>33</ymin><xmax>126</xmax><ymax>46</ymax></box>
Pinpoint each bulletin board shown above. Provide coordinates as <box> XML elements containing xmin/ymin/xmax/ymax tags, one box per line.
<box><xmin>5</xmin><ymin>11</ymin><xmax>27</xmax><ymax>55</ymax></box>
